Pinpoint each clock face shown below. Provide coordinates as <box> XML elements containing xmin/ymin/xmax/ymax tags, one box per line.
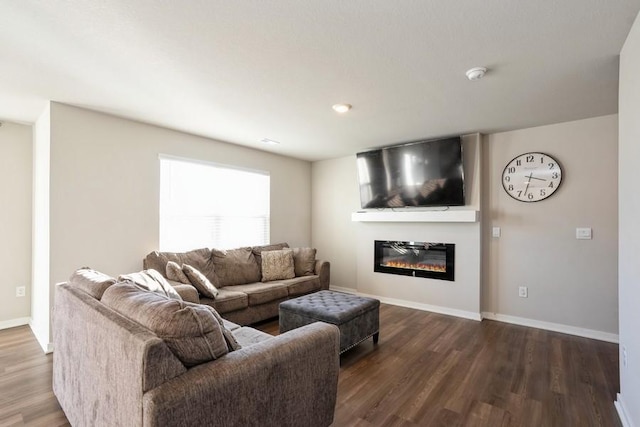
<box><xmin>502</xmin><ymin>152</ymin><xmax>563</xmax><ymax>202</ymax></box>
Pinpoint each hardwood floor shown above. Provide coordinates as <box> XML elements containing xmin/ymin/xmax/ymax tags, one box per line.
<box><xmin>0</xmin><ymin>304</ymin><xmax>620</xmax><ymax>426</ymax></box>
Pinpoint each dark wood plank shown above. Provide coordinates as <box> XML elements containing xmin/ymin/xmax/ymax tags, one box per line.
<box><xmin>0</xmin><ymin>304</ymin><xmax>621</xmax><ymax>427</ymax></box>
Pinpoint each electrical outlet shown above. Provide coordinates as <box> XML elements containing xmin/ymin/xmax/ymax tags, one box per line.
<box><xmin>518</xmin><ymin>286</ymin><xmax>528</xmax><ymax>298</ymax></box>
<box><xmin>16</xmin><ymin>286</ymin><xmax>26</xmax><ymax>297</ymax></box>
<box><xmin>623</xmin><ymin>346</ymin><xmax>628</xmax><ymax>368</ymax></box>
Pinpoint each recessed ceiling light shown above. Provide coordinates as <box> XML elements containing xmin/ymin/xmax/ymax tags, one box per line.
<box><xmin>465</xmin><ymin>67</ymin><xmax>487</xmax><ymax>81</ymax></box>
<box><xmin>260</xmin><ymin>138</ymin><xmax>280</xmax><ymax>145</ymax></box>
<box><xmin>332</xmin><ymin>103</ymin><xmax>352</xmax><ymax>113</ymax></box>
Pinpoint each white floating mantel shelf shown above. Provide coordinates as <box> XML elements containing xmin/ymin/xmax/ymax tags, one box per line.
<box><xmin>351</xmin><ymin>210</ymin><xmax>479</xmax><ymax>223</ymax></box>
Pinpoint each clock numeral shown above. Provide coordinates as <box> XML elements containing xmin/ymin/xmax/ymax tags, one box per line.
<box><xmin>552</xmin><ymin>172</ymin><xmax>559</xmax><ymax>179</ymax></box>
<box><xmin>508</xmin><ymin>167</ymin><xmax>516</xmax><ymax>173</ymax></box>
<box><xmin>540</xmin><ymin>189</ymin><xmax>546</xmax><ymax>197</ymax></box>
<box><xmin>526</xmin><ymin>155</ymin><xmax>534</xmax><ymax>163</ymax></box>
<box><xmin>548</xmin><ymin>162</ymin><xmax>555</xmax><ymax>169</ymax></box>
<box><xmin>527</xmin><ymin>193</ymin><xmax>534</xmax><ymax>200</ymax></box>
<box><xmin>516</xmin><ymin>160</ymin><xmax>522</xmax><ymax>166</ymax></box>
<box><xmin>549</xmin><ymin>182</ymin><xmax>554</xmax><ymax>188</ymax></box>
<box><xmin>540</xmin><ymin>156</ymin><xmax>544</xmax><ymax>163</ymax></box>
<box><xmin>508</xmin><ymin>184</ymin><xmax>513</xmax><ymax>191</ymax></box>
<box><xmin>517</xmin><ymin>190</ymin><xmax>523</xmax><ymax>197</ymax></box>
<box><xmin>504</xmin><ymin>176</ymin><xmax>511</xmax><ymax>182</ymax></box>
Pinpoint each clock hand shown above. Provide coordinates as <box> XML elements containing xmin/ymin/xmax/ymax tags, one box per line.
<box><xmin>529</xmin><ymin>175</ymin><xmax>547</xmax><ymax>181</ymax></box>
<box><xmin>524</xmin><ymin>173</ymin><xmax>532</xmax><ymax>196</ymax></box>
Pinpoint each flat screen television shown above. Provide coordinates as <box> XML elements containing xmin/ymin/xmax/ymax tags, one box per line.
<box><xmin>356</xmin><ymin>137</ymin><xmax>465</xmax><ymax>208</ymax></box>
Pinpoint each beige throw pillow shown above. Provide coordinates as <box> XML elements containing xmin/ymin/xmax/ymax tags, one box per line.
<box><xmin>118</xmin><ymin>269</ymin><xmax>182</xmax><ymax>300</ymax></box>
<box><xmin>166</xmin><ymin>261</ymin><xmax>190</xmax><ymax>284</ymax></box>
<box><xmin>292</xmin><ymin>247</ymin><xmax>317</xmax><ymax>276</ymax></box>
<box><xmin>183</xmin><ymin>264</ymin><xmax>219</xmax><ymax>299</ymax></box>
<box><xmin>261</xmin><ymin>249</ymin><xmax>295</xmax><ymax>282</ymax></box>
<box><xmin>102</xmin><ymin>282</ymin><xmax>229</xmax><ymax>367</ymax></box>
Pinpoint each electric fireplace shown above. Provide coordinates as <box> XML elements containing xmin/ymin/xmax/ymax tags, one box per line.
<box><xmin>374</xmin><ymin>240</ymin><xmax>455</xmax><ymax>281</ymax></box>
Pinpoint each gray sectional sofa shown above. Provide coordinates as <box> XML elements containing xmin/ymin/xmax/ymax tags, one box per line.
<box><xmin>53</xmin><ymin>268</ymin><xmax>340</xmax><ymax>427</ymax></box>
<box><xmin>143</xmin><ymin>243</ymin><xmax>330</xmax><ymax>325</ymax></box>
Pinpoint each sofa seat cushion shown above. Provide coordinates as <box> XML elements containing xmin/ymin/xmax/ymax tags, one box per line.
<box><xmin>232</xmin><ymin>327</ymin><xmax>273</xmax><ymax>347</ymax></box>
<box><xmin>281</xmin><ymin>275</ymin><xmax>321</xmax><ymax>297</ymax></box>
<box><xmin>102</xmin><ymin>282</ymin><xmax>230</xmax><ymax>367</ymax></box>
<box><xmin>228</xmin><ymin>282</ymin><xmax>289</xmax><ymax>306</ymax></box>
<box><xmin>200</xmin><ymin>288</ymin><xmax>248</xmax><ymax>314</ymax></box>
<box><xmin>211</xmin><ymin>247</ymin><xmax>261</xmax><ymax>286</ymax></box>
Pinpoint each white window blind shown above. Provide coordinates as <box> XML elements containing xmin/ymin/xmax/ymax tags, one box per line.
<box><xmin>159</xmin><ymin>156</ymin><xmax>270</xmax><ymax>252</ymax></box>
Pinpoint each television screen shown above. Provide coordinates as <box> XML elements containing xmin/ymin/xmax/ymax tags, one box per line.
<box><xmin>356</xmin><ymin>137</ymin><xmax>465</xmax><ymax>208</ymax></box>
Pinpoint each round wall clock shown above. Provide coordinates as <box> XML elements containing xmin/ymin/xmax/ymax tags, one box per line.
<box><xmin>502</xmin><ymin>152</ymin><xmax>563</xmax><ymax>202</ymax></box>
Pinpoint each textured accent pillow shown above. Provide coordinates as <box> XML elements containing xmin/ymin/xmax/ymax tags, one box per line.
<box><xmin>292</xmin><ymin>247</ymin><xmax>317</xmax><ymax>276</ymax></box>
<box><xmin>252</xmin><ymin>243</ymin><xmax>290</xmax><ymax>275</ymax></box>
<box><xmin>166</xmin><ymin>261</ymin><xmax>190</xmax><ymax>284</ymax></box>
<box><xmin>101</xmin><ymin>282</ymin><xmax>229</xmax><ymax>367</ymax></box>
<box><xmin>68</xmin><ymin>268</ymin><xmax>116</xmax><ymax>300</ymax></box>
<box><xmin>211</xmin><ymin>247</ymin><xmax>261</xmax><ymax>286</ymax></box>
<box><xmin>118</xmin><ymin>269</ymin><xmax>182</xmax><ymax>300</ymax></box>
<box><xmin>183</xmin><ymin>264</ymin><xmax>219</xmax><ymax>299</ymax></box>
<box><xmin>261</xmin><ymin>249</ymin><xmax>295</xmax><ymax>282</ymax></box>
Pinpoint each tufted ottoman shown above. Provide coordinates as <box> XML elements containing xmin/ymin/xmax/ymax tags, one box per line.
<box><xmin>279</xmin><ymin>290</ymin><xmax>380</xmax><ymax>353</ymax></box>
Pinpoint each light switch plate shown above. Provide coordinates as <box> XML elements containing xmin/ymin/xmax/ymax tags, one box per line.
<box><xmin>576</xmin><ymin>227</ymin><xmax>592</xmax><ymax>240</ymax></box>
<box><xmin>492</xmin><ymin>227</ymin><xmax>501</xmax><ymax>238</ymax></box>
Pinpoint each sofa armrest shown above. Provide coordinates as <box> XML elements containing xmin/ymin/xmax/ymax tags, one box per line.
<box><xmin>142</xmin><ymin>322</ymin><xmax>340</xmax><ymax>427</ymax></box>
<box><xmin>315</xmin><ymin>260</ymin><xmax>330</xmax><ymax>290</ymax></box>
<box><xmin>171</xmin><ymin>284</ymin><xmax>200</xmax><ymax>303</ymax></box>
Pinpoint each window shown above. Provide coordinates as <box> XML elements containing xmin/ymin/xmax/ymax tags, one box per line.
<box><xmin>159</xmin><ymin>156</ymin><xmax>270</xmax><ymax>252</ymax></box>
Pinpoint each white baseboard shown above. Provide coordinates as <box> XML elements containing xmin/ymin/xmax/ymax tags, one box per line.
<box><xmin>28</xmin><ymin>319</ymin><xmax>54</xmax><ymax>354</ymax></box>
<box><xmin>0</xmin><ymin>317</ymin><xmax>30</xmax><ymax>331</ymax></box>
<box><xmin>481</xmin><ymin>312</ymin><xmax>619</xmax><ymax>343</ymax></box>
<box><xmin>328</xmin><ymin>288</ymin><xmax>618</xmax><ymax>342</ymax></box>
<box><xmin>329</xmin><ymin>286</ymin><xmax>482</xmax><ymax>321</ymax></box>
<box><xmin>615</xmin><ymin>394</ymin><xmax>635</xmax><ymax>427</ymax></box>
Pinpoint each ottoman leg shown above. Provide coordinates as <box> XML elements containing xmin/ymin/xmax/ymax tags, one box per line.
<box><xmin>373</xmin><ymin>332</ymin><xmax>379</xmax><ymax>344</ymax></box>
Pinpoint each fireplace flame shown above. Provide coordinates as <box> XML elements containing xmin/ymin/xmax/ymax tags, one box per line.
<box><xmin>382</xmin><ymin>261</ymin><xmax>446</xmax><ymax>273</ymax></box>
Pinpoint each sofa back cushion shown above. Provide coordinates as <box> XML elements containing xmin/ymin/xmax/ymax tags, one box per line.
<box><xmin>102</xmin><ymin>282</ymin><xmax>230</xmax><ymax>367</ymax></box>
<box><xmin>143</xmin><ymin>248</ymin><xmax>218</xmax><ymax>283</ymax></box>
<box><xmin>118</xmin><ymin>269</ymin><xmax>182</xmax><ymax>300</ymax></box>
<box><xmin>211</xmin><ymin>247</ymin><xmax>261</xmax><ymax>286</ymax></box>
<box><xmin>68</xmin><ymin>268</ymin><xmax>117</xmax><ymax>300</ymax></box>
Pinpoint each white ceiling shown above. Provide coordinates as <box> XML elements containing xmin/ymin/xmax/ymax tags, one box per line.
<box><xmin>1</xmin><ymin>1</ymin><xmax>639</xmax><ymax>161</ymax></box>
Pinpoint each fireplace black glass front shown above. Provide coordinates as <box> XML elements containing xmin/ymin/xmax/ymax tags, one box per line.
<box><xmin>374</xmin><ymin>240</ymin><xmax>455</xmax><ymax>281</ymax></box>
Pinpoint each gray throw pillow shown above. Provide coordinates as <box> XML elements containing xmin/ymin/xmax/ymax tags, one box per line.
<box><xmin>261</xmin><ymin>249</ymin><xmax>295</xmax><ymax>282</ymax></box>
<box><xmin>118</xmin><ymin>269</ymin><xmax>182</xmax><ymax>300</ymax></box>
<box><xmin>183</xmin><ymin>264</ymin><xmax>219</xmax><ymax>299</ymax></box>
<box><xmin>166</xmin><ymin>261</ymin><xmax>190</xmax><ymax>284</ymax></box>
<box><xmin>292</xmin><ymin>247</ymin><xmax>317</xmax><ymax>276</ymax></box>
<box><xmin>102</xmin><ymin>282</ymin><xmax>229</xmax><ymax>367</ymax></box>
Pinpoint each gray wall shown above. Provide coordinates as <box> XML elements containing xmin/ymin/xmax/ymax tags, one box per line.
<box><xmin>483</xmin><ymin>115</ymin><xmax>618</xmax><ymax>337</ymax></box>
<box><xmin>312</xmin><ymin>116</ymin><xmax>619</xmax><ymax>337</ymax></box>
<box><xmin>618</xmin><ymin>10</ymin><xmax>640</xmax><ymax>426</ymax></box>
<box><xmin>32</xmin><ymin>102</ymin><xmax>312</xmax><ymax>347</ymax></box>
<box><xmin>0</xmin><ymin>122</ymin><xmax>32</xmax><ymax>326</ymax></box>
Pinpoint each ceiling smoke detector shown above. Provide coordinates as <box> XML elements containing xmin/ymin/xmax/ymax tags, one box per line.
<box><xmin>466</xmin><ymin>67</ymin><xmax>487</xmax><ymax>81</ymax></box>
